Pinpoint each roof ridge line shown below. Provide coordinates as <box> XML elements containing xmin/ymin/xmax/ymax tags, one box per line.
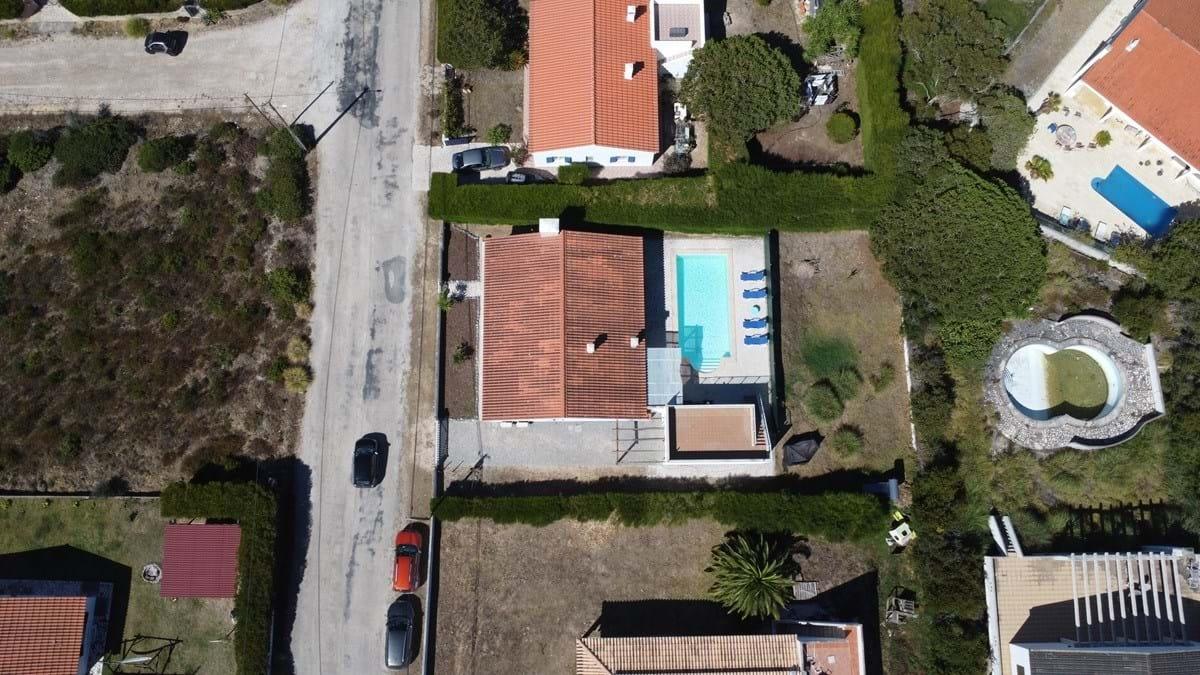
<box><xmin>591</xmin><ymin>0</ymin><xmax>600</xmax><ymax>146</ymax></box>
<box><xmin>577</xmin><ymin>638</ymin><xmax>614</xmax><ymax>675</ymax></box>
<box><xmin>560</xmin><ymin>233</ymin><xmax>568</xmax><ymax>417</ymax></box>
<box><xmin>1143</xmin><ymin>4</ymin><xmax>1200</xmax><ymax>60</ymax></box>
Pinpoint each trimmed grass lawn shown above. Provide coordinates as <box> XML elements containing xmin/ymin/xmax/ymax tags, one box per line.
<box><xmin>778</xmin><ymin>232</ymin><xmax>912</xmax><ymax>474</ymax></box>
<box><xmin>0</xmin><ymin>497</ymin><xmax>235</xmax><ymax>673</ymax></box>
<box><xmin>1045</xmin><ymin>349</ymin><xmax>1108</xmax><ymax>416</ymax></box>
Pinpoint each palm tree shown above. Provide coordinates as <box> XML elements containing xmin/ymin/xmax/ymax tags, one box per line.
<box><xmin>1025</xmin><ymin>155</ymin><xmax>1054</xmax><ymax>181</ymax></box>
<box><xmin>706</xmin><ymin>533</ymin><xmax>794</xmax><ymax>620</ymax></box>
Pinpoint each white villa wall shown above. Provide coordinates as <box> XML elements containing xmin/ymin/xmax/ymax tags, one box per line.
<box><xmin>532</xmin><ymin>144</ymin><xmax>656</xmax><ymax>168</ymax></box>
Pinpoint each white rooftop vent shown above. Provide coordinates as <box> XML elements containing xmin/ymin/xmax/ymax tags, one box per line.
<box><xmin>538</xmin><ymin>217</ymin><xmax>560</xmax><ymax>236</ymax></box>
<box><xmin>624</xmin><ymin>62</ymin><xmax>635</xmax><ymax>80</ymax></box>
<box><xmin>586</xmin><ymin>341</ymin><xmax>596</xmax><ymax>354</ymax></box>
<box><xmin>629</xmin><ymin>336</ymin><xmax>639</xmax><ymax>348</ymax></box>
<box><xmin>626</xmin><ymin>4</ymin><xmax>636</xmax><ymax>22</ymax></box>
<box><xmin>1126</xmin><ymin>38</ymin><xmax>1140</xmax><ymax>52</ymax></box>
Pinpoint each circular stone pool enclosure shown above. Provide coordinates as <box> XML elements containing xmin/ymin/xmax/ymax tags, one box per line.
<box><xmin>984</xmin><ymin>316</ymin><xmax>1165</xmax><ymax>452</ymax></box>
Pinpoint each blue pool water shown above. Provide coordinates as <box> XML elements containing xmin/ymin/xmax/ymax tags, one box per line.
<box><xmin>676</xmin><ymin>254</ymin><xmax>731</xmax><ymax>372</ymax></box>
<box><xmin>1091</xmin><ymin>166</ymin><xmax>1177</xmax><ymax>237</ymax></box>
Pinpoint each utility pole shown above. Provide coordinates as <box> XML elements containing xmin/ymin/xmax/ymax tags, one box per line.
<box><xmin>244</xmin><ymin>92</ymin><xmax>307</xmax><ymax>153</ymax></box>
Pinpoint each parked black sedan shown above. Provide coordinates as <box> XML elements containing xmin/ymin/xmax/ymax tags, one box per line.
<box><xmin>144</xmin><ymin>31</ymin><xmax>187</xmax><ymax>56</ymax></box>
<box><xmin>385</xmin><ymin>596</ymin><xmax>418</xmax><ymax>669</ymax></box>
<box><xmin>451</xmin><ymin>145</ymin><xmax>509</xmax><ymax>172</ymax></box>
<box><xmin>352</xmin><ymin>435</ymin><xmax>383</xmax><ymax>488</ymax></box>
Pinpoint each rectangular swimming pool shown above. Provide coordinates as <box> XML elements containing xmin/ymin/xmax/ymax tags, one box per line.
<box><xmin>676</xmin><ymin>254</ymin><xmax>731</xmax><ymax>372</ymax></box>
<box><xmin>1091</xmin><ymin>166</ymin><xmax>1177</xmax><ymax>237</ymax></box>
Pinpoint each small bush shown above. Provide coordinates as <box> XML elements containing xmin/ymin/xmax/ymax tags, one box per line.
<box><xmin>871</xmin><ymin>361</ymin><xmax>896</xmax><ymax>391</ymax></box>
<box><xmin>486</xmin><ymin>124</ymin><xmax>512</xmax><ymax>145</ymax></box>
<box><xmin>453</xmin><ymin>341</ymin><xmax>474</xmax><ymax>364</ymax></box>
<box><xmin>123</xmin><ymin>17</ymin><xmax>151</xmax><ymax>37</ymax></box>
<box><xmin>826</xmin><ymin>112</ymin><xmax>859</xmax><ymax>144</ymax></box>
<box><xmin>558</xmin><ymin>163</ymin><xmax>590</xmax><ymax>185</ymax></box>
<box><xmin>256</xmin><ymin>129</ymin><xmax>309</xmax><ymax>222</ymax></box>
<box><xmin>441</xmin><ymin>79</ymin><xmax>466</xmax><ymax>139</ymax></box>
<box><xmin>285</xmin><ymin>335</ymin><xmax>310</xmax><ymax>364</ymax></box>
<box><xmin>828</xmin><ymin>367</ymin><xmax>861</xmax><ymax>401</ymax></box>
<box><xmin>1111</xmin><ymin>282</ymin><xmax>1167</xmax><ymax>341</ymax></box>
<box><xmin>829</xmin><ymin>426</ymin><xmax>863</xmax><ymax>456</ymax></box>
<box><xmin>53</xmin><ymin>116</ymin><xmax>139</xmax><ymax>187</ymax></box>
<box><xmin>282</xmin><ymin>366</ymin><xmax>311</xmax><ymax>393</ymax></box>
<box><xmin>266</xmin><ymin>355</ymin><xmax>289</xmax><ymax>382</ymax></box>
<box><xmin>7</xmin><ymin>130</ymin><xmax>54</xmax><ymax>173</ymax></box>
<box><xmin>804</xmin><ymin>382</ymin><xmax>843</xmax><ymax>422</ymax></box>
<box><xmin>1095</xmin><ymin>130</ymin><xmax>1112</xmax><ymax>147</ymax></box>
<box><xmin>173</xmin><ymin>159</ymin><xmax>196</xmax><ymax>175</ymax></box>
<box><xmin>800</xmin><ymin>333</ymin><xmax>858</xmax><ymax>379</ymax></box>
<box><xmin>137</xmin><ymin>135</ymin><xmax>193</xmax><ymax>173</ymax></box>
<box><xmin>266</xmin><ymin>267</ymin><xmax>310</xmax><ymax>306</ymax></box>
<box><xmin>0</xmin><ymin>160</ymin><xmax>17</xmax><ymax>194</ymax></box>
<box><xmin>56</xmin><ymin>431</ymin><xmax>83</xmax><ymax>462</ymax></box>
<box><xmin>209</xmin><ymin>121</ymin><xmax>241</xmax><ymax>142</ymax></box>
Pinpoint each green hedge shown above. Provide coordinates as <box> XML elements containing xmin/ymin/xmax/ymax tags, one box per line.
<box><xmin>431</xmin><ymin>490</ymin><xmax>889</xmax><ymax>541</ymax></box>
<box><xmin>430</xmin><ymin>166</ymin><xmax>891</xmax><ymax>233</ymax></box>
<box><xmin>429</xmin><ymin>1</ymin><xmax>908</xmax><ymax>233</ymax></box>
<box><xmin>61</xmin><ymin>0</ymin><xmax>257</xmax><ymax>16</ymax></box>
<box><xmin>161</xmin><ymin>482</ymin><xmax>277</xmax><ymax>675</ymax></box>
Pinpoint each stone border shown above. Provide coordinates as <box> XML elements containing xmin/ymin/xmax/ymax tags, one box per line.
<box><xmin>983</xmin><ymin>315</ymin><xmax>1165</xmax><ymax>453</ymax></box>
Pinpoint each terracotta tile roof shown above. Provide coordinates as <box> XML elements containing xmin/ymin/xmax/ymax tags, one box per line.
<box><xmin>528</xmin><ymin>0</ymin><xmax>660</xmax><ymax>154</ymax></box>
<box><xmin>482</xmin><ymin>231</ymin><xmax>648</xmax><ymax>420</ymax></box>
<box><xmin>161</xmin><ymin>523</ymin><xmax>242</xmax><ymax>598</ymax></box>
<box><xmin>1081</xmin><ymin>0</ymin><xmax>1200</xmax><ymax>168</ymax></box>
<box><xmin>575</xmin><ymin>635</ymin><xmax>803</xmax><ymax>674</ymax></box>
<box><xmin>0</xmin><ymin>596</ymin><xmax>86</xmax><ymax>675</ymax></box>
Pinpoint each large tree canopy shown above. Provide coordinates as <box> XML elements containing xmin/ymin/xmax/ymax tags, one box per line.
<box><xmin>680</xmin><ymin>35</ymin><xmax>801</xmax><ymax>141</ymax></box>
<box><xmin>439</xmin><ymin>0</ymin><xmax>525</xmax><ymax>69</ymax></box>
<box><xmin>979</xmin><ymin>88</ymin><xmax>1036</xmax><ymax>171</ymax></box>
<box><xmin>1119</xmin><ymin>219</ymin><xmax>1200</xmax><ymax>302</ymax></box>
<box><xmin>871</xmin><ymin>159</ymin><xmax>1045</xmax><ymax>357</ymax></box>
<box><xmin>901</xmin><ymin>0</ymin><xmax>1006</xmax><ymax>110</ymax></box>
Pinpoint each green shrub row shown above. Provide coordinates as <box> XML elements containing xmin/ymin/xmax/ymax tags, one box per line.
<box><xmin>161</xmin><ymin>481</ymin><xmax>277</xmax><ymax>675</ymax></box>
<box><xmin>61</xmin><ymin>0</ymin><xmax>257</xmax><ymax>16</ymax></box>
<box><xmin>53</xmin><ymin>116</ymin><xmax>139</xmax><ymax>188</ymax></box>
<box><xmin>431</xmin><ymin>490</ymin><xmax>889</xmax><ymax>541</ymax></box>
<box><xmin>430</xmin><ymin>166</ymin><xmax>891</xmax><ymax>233</ymax></box>
<box><xmin>256</xmin><ymin>129</ymin><xmax>309</xmax><ymax>222</ymax></box>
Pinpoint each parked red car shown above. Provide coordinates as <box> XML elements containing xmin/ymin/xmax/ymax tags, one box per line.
<box><xmin>392</xmin><ymin>530</ymin><xmax>423</xmax><ymax>592</ymax></box>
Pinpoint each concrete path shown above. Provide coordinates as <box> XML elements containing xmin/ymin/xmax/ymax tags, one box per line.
<box><xmin>0</xmin><ymin>0</ymin><xmax>439</xmax><ymax>671</ymax></box>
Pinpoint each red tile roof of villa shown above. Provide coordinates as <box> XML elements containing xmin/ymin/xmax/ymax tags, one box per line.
<box><xmin>527</xmin><ymin>0</ymin><xmax>660</xmax><ymax>154</ymax></box>
<box><xmin>482</xmin><ymin>231</ymin><xmax>648</xmax><ymax>420</ymax></box>
<box><xmin>0</xmin><ymin>596</ymin><xmax>86</xmax><ymax>675</ymax></box>
<box><xmin>1082</xmin><ymin>0</ymin><xmax>1200</xmax><ymax>168</ymax></box>
<box><xmin>161</xmin><ymin>523</ymin><xmax>242</xmax><ymax>598</ymax></box>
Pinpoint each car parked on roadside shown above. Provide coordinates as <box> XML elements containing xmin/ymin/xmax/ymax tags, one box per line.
<box><xmin>451</xmin><ymin>146</ymin><xmax>509</xmax><ymax>172</ymax></box>
<box><xmin>385</xmin><ymin>596</ymin><xmax>418</xmax><ymax>669</ymax></box>
<box><xmin>144</xmin><ymin>31</ymin><xmax>187</xmax><ymax>56</ymax></box>
<box><xmin>506</xmin><ymin>169</ymin><xmax>550</xmax><ymax>184</ymax></box>
<box><xmin>352</xmin><ymin>435</ymin><xmax>383</xmax><ymax>488</ymax></box>
<box><xmin>392</xmin><ymin>529</ymin><xmax>423</xmax><ymax>592</ymax></box>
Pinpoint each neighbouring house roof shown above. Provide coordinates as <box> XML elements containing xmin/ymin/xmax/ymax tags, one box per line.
<box><xmin>0</xmin><ymin>596</ymin><xmax>86</xmax><ymax>675</ymax></box>
<box><xmin>482</xmin><ymin>231</ymin><xmax>648</xmax><ymax>421</ymax></box>
<box><xmin>161</xmin><ymin>523</ymin><xmax>242</xmax><ymax>598</ymax></box>
<box><xmin>575</xmin><ymin>635</ymin><xmax>803</xmax><ymax>674</ymax></box>
<box><xmin>1081</xmin><ymin>0</ymin><xmax>1200</xmax><ymax>168</ymax></box>
<box><xmin>527</xmin><ymin>0</ymin><xmax>660</xmax><ymax>154</ymax></box>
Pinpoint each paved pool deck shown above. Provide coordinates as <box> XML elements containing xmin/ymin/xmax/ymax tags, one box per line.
<box><xmin>660</xmin><ymin>235</ymin><xmax>772</xmax><ymax>384</ymax></box>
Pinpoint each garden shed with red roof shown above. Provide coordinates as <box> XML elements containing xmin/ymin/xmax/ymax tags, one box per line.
<box><xmin>160</xmin><ymin>523</ymin><xmax>242</xmax><ymax>598</ymax></box>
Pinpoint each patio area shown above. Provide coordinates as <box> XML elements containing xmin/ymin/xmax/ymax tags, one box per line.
<box><xmin>1020</xmin><ymin>97</ymin><xmax>1200</xmax><ymax>241</ymax></box>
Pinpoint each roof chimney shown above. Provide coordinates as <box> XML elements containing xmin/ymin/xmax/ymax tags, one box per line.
<box><xmin>538</xmin><ymin>217</ymin><xmax>560</xmax><ymax>236</ymax></box>
<box><xmin>1126</xmin><ymin>38</ymin><xmax>1140</xmax><ymax>52</ymax></box>
<box><xmin>624</xmin><ymin>62</ymin><xmax>635</xmax><ymax>80</ymax></box>
<box><xmin>626</xmin><ymin>4</ymin><xmax>636</xmax><ymax>22</ymax></box>
<box><xmin>586</xmin><ymin>342</ymin><xmax>596</xmax><ymax>354</ymax></box>
<box><xmin>629</xmin><ymin>336</ymin><xmax>639</xmax><ymax>348</ymax></box>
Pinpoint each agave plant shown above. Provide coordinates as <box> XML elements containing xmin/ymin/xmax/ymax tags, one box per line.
<box><xmin>706</xmin><ymin>533</ymin><xmax>794</xmax><ymax>620</ymax></box>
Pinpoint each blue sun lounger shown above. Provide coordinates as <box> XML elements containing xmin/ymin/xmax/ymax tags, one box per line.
<box><xmin>744</xmin><ymin>333</ymin><xmax>769</xmax><ymax>345</ymax></box>
<box><xmin>740</xmin><ymin>269</ymin><xmax>767</xmax><ymax>281</ymax></box>
<box><xmin>743</xmin><ymin>287</ymin><xmax>768</xmax><ymax>299</ymax></box>
<box><xmin>743</xmin><ymin>317</ymin><xmax>768</xmax><ymax>329</ymax></box>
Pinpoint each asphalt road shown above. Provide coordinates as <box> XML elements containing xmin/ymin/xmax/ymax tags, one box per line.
<box><xmin>0</xmin><ymin>1</ymin><xmax>434</xmax><ymax>672</ymax></box>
